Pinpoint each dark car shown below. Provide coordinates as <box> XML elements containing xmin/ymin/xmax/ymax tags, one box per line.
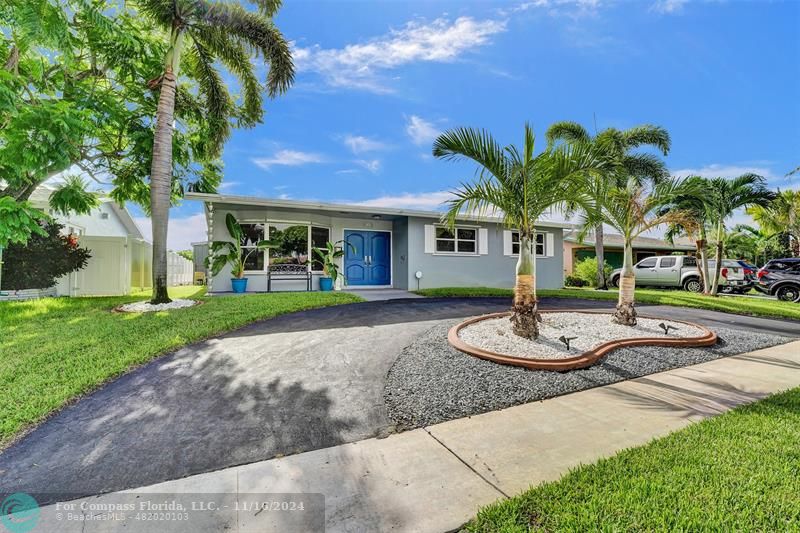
<box><xmin>736</xmin><ymin>260</ymin><xmax>757</xmax><ymax>279</ymax></box>
<box><xmin>755</xmin><ymin>258</ymin><xmax>800</xmax><ymax>302</ymax></box>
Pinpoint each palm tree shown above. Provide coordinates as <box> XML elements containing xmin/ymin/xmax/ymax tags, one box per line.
<box><xmin>704</xmin><ymin>174</ymin><xmax>775</xmax><ymax>296</ymax></box>
<box><xmin>138</xmin><ymin>0</ymin><xmax>294</xmax><ymax>303</ymax></box>
<box><xmin>433</xmin><ymin>124</ymin><xmax>608</xmax><ymax>339</ymax></box>
<box><xmin>661</xmin><ymin>176</ymin><xmax>715</xmax><ymax>293</ymax></box>
<box><xmin>732</xmin><ymin>224</ymin><xmax>780</xmax><ymax>265</ymax></box>
<box><xmin>747</xmin><ymin>189</ymin><xmax>800</xmax><ymax>257</ymax></box>
<box><xmin>546</xmin><ymin>122</ymin><xmax>670</xmax><ymax>289</ymax></box>
<box><xmin>583</xmin><ymin>178</ymin><xmax>682</xmax><ymax>325</ymax></box>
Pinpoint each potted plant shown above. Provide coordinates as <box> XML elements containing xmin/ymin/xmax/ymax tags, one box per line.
<box><xmin>209</xmin><ymin>214</ymin><xmax>276</xmax><ymax>293</ymax></box>
<box><xmin>313</xmin><ymin>240</ymin><xmax>353</xmax><ymax>291</ymax></box>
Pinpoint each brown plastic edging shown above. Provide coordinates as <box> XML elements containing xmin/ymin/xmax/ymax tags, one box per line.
<box><xmin>447</xmin><ymin>310</ymin><xmax>718</xmax><ymax>372</ymax></box>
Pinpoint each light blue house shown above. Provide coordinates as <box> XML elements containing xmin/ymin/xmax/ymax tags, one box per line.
<box><xmin>187</xmin><ymin>192</ymin><xmax>568</xmax><ymax>293</ymax></box>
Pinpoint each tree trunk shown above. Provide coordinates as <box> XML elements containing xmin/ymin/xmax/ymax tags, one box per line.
<box><xmin>594</xmin><ymin>224</ymin><xmax>607</xmax><ymax>289</ymax></box>
<box><xmin>699</xmin><ymin>227</ymin><xmax>711</xmax><ymax>294</ymax></box>
<box><xmin>709</xmin><ymin>221</ymin><xmax>724</xmax><ymax>297</ymax></box>
<box><xmin>614</xmin><ymin>240</ymin><xmax>637</xmax><ymax>326</ymax></box>
<box><xmin>510</xmin><ymin>235</ymin><xmax>539</xmax><ymax>339</ymax></box>
<box><xmin>694</xmin><ymin>239</ymin><xmax>705</xmax><ymax>289</ymax></box>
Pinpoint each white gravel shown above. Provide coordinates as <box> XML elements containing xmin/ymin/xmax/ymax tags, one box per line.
<box><xmin>458</xmin><ymin>313</ymin><xmax>706</xmax><ymax>359</ymax></box>
<box><xmin>117</xmin><ymin>299</ymin><xmax>198</xmax><ymax>313</ymax></box>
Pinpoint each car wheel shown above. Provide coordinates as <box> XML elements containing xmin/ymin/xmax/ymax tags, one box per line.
<box><xmin>610</xmin><ymin>276</ymin><xmax>620</xmax><ymax>288</ymax></box>
<box><xmin>775</xmin><ymin>285</ymin><xmax>800</xmax><ymax>303</ymax></box>
<box><xmin>683</xmin><ymin>278</ymin><xmax>702</xmax><ymax>293</ymax></box>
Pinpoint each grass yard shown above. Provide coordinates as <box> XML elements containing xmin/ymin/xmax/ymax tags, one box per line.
<box><xmin>415</xmin><ymin>286</ymin><xmax>800</xmax><ymax>321</ymax></box>
<box><xmin>465</xmin><ymin>386</ymin><xmax>800</xmax><ymax>532</ymax></box>
<box><xmin>0</xmin><ymin>287</ymin><xmax>363</xmax><ymax>447</ymax></box>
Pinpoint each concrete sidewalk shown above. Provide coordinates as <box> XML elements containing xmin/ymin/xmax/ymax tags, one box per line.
<box><xmin>34</xmin><ymin>340</ymin><xmax>800</xmax><ymax>533</ymax></box>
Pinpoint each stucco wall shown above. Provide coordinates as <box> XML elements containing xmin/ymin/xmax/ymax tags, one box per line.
<box><xmin>405</xmin><ymin>217</ymin><xmax>565</xmax><ymax>290</ymax></box>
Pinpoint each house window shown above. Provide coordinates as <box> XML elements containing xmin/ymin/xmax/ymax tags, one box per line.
<box><xmin>436</xmin><ymin>226</ymin><xmax>477</xmax><ymax>254</ymax></box>
<box><xmin>310</xmin><ymin>226</ymin><xmax>330</xmax><ymax>271</ymax></box>
<box><xmin>511</xmin><ymin>231</ymin><xmax>546</xmax><ymax>256</ymax></box>
<box><xmin>268</xmin><ymin>223</ymin><xmax>310</xmax><ymax>267</ymax></box>
<box><xmin>240</xmin><ymin>223</ymin><xmax>266</xmax><ymax>271</ymax></box>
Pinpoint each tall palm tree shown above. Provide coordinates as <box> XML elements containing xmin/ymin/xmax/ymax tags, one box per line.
<box><xmin>546</xmin><ymin>122</ymin><xmax>670</xmax><ymax>289</ymax></box>
<box><xmin>583</xmin><ymin>177</ymin><xmax>682</xmax><ymax>325</ymax></box>
<box><xmin>731</xmin><ymin>224</ymin><xmax>779</xmax><ymax>265</ymax></box>
<box><xmin>704</xmin><ymin>174</ymin><xmax>775</xmax><ymax>296</ymax></box>
<box><xmin>433</xmin><ymin>124</ymin><xmax>608</xmax><ymax>339</ymax></box>
<box><xmin>138</xmin><ymin>0</ymin><xmax>294</xmax><ymax>303</ymax></box>
<box><xmin>747</xmin><ymin>189</ymin><xmax>800</xmax><ymax>257</ymax></box>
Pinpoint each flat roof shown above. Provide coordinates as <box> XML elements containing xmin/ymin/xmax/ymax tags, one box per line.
<box><xmin>186</xmin><ymin>192</ymin><xmax>574</xmax><ymax>229</ymax></box>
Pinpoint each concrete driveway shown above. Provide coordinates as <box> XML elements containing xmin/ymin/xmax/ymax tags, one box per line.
<box><xmin>0</xmin><ymin>296</ymin><xmax>796</xmax><ymax>502</ymax></box>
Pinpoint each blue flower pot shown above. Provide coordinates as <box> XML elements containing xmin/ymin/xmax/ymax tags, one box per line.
<box><xmin>319</xmin><ymin>277</ymin><xmax>334</xmax><ymax>291</ymax></box>
<box><xmin>231</xmin><ymin>278</ymin><xmax>248</xmax><ymax>293</ymax></box>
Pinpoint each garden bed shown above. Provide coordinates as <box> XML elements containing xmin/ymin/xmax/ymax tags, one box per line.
<box><xmin>384</xmin><ymin>319</ymin><xmax>793</xmax><ymax>429</ymax></box>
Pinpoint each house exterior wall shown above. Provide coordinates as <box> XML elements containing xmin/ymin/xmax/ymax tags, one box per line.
<box><xmin>207</xmin><ymin>205</ymin><xmax>393</xmax><ymax>292</ymax></box>
<box><xmin>205</xmin><ymin>205</ymin><xmax>565</xmax><ymax>292</ymax></box>
<box><xmin>50</xmin><ymin>202</ymin><xmax>132</xmax><ymax>237</ymax></box>
<box><xmin>405</xmin><ymin>216</ymin><xmax>564</xmax><ymax>290</ymax></box>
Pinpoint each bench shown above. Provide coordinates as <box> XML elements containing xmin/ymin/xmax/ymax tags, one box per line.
<box><xmin>267</xmin><ymin>264</ymin><xmax>312</xmax><ymax>292</ymax></box>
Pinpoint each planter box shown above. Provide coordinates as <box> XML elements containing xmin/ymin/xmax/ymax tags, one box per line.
<box><xmin>0</xmin><ymin>287</ymin><xmax>58</xmax><ymax>301</ymax></box>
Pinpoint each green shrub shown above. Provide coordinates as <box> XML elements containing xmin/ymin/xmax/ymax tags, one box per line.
<box><xmin>564</xmin><ymin>275</ymin><xmax>587</xmax><ymax>287</ymax></box>
<box><xmin>574</xmin><ymin>256</ymin><xmax>613</xmax><ymax>287</ymax></box>
<box><xmin>1</xmin><ymin>222</ymin><xmax>91</xmax><ymax>290</ymax></box>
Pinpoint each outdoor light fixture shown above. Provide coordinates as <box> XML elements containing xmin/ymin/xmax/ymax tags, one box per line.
<box><xmin>415</xmin><ymin>270</ymin><xmax>423</xmax><ymax>291</ymax></box>
<box><xmin>558</xmin><ymin>335</ymin><xmax>578</xmax><ymax>351</ymax></box>
<box><xmin>371</xmin><ymin>214</ymin><xmax>381</xmax><ymax>220</ymax></box>
<box><xmin>658</xmin><ymin>323</ymin><xmax>679</xmax><ymax>335</ymax></box>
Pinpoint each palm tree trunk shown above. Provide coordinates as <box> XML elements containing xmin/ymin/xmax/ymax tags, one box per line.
<box><xmin>594</xmin><ymin>224</ymin><xmax>607</xmax><ymax>289</ymax></box>
<box><xmin>510</xmin><ymin>234</ymin><xmax>539</xmax><ymax>339</ymax></box>
<box><xmin>710</xmin><ymin>221</ymin><xmax>724</xmax><ymax>297</ymax></box>
<box><xmin>699</xmin><ymin>227</ymin><xmax>711</xmax><ymax>294</ymax></box>
<box><xmin>614</xmin><ymin>240</ymin><xmax>637</xmax><ymax>326</ymax></box>
<box><xmin>149</xmin><ymin>29</ymin><xmax>183</xmax><ymax>304</ymax></box>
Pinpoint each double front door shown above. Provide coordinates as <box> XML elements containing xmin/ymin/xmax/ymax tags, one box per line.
<box><xmin>344</xmin><ymin>230</ymin><xmax>391</xmax><ymax>286</ymax></box>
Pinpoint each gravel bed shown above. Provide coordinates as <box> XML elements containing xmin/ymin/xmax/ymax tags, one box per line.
<box><xmin>384</xmin><ymin>320</ymin><xmax>793</xmax><ymax>429</ymax></box>
<box><xmin>458</xmin><ymin>313</ymin><xmax>705</xmax><ymax>359</ymax></box>
<box><xmin>117</xmin><ymin>299</ymin><xmax>198</xmax><ymax>313</ymax></box>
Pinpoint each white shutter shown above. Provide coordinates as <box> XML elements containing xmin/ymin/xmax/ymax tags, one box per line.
<box><xmin>545</xmin><ymin>232</ymin><xmax>555</xmax><ymax>257</ymax></box>
<box><xmin>503</xmin><ymin>230</ymin><xmax>513</xmax><ymax>256</ymax></box>
<box><xmin>479</xmin><ymin>228</ymin><xmax>489</xmax><ymax>255</ymax></box>
<box><xmin>424</xmin><ymin>224</ymin><xmax>435</xmax><ymax>254</ymax></box>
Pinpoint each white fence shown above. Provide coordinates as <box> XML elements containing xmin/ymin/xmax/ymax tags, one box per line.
<box><xmin>57</xmin><ymin>236</ymin><xmax>193</xmax><ymax>297</ymax></box>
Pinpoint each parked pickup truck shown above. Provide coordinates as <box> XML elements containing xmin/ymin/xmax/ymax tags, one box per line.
<box><xmin>608</xmin><ymin>255</ymin><xmax>748</xmax><ymax>293</ymax></box>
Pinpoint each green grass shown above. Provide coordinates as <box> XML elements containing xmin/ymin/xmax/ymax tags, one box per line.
<box><xmin>0</xmin><ymin>287</ymin><xmax>363</xmax><ymax>446</ymax></box>
<box><xmin>465</xmin><ymin>386</ymin><xmax>800</xmax><ymax>532</ymax></box>
<box><xmin>414</xmin><ymin>286</ymin><xmax>800</xmax><ymax>321</ymax></box>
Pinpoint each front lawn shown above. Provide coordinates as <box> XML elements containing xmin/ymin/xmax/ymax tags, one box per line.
<box><xmin>465</xmin><ymin>386</ymin><xmax>800</xmax><ymax>532</ymax></box>
<box><xmin>0</xmin><ymin>287</ymin><xmax>363</xmax><ymax>447</ymax></box>
<box><xmin>414</xmin><ymin>287</ymin><xmax>800</xmax><ymax>321</ymax></box>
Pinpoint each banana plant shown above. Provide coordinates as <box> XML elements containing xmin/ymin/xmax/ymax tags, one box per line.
<box><xmin>312</xmin><ymin>240</ymin><xmax>355</xmax><ymax>282</ymax></box>
<box><xmin>209</xmin><ymin>214</ymin><xmax>277</xmax><ymax>278</ymax></box>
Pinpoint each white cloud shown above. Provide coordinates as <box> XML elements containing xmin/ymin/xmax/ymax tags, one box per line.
<box><xmin>406</xmin><ymin>115</ymin><xmax>441</xmax><ymax>146</ymax></box>
<box><xmin>335</xmin><ymin>169</ymin><xmax>359</xmax><ymax>175</ymax></box>
<box><xmin>134</xmin><ymin>213</ymin><xmax>206</xmax><ymax>251</ymax></box>
<box><xmin>670</xmin><ymin>163</ymin><xmax>778</xmax><ymax>182</ymax></box>
<box><xmin>354</xmin><ymin>159</ymin><xmax>382</xmax><ymax>173</ymax></box>
<box><xmin>251</xmin><ymin>150</ymin><xmax>326</xmax><ymax>170</ymax></box>
<box><xmin>342</xmin><ymin>135</ymin><xmax>387</xmax><ymax>154</ymax></box>
<box><xmin>350</xmin><ymin>191</ymin><xmax>455</xmax><ymax>210</ymax></box>
<box><xmin>217</xmin><ymin>181</ymin><xmax>241</xmax><ymax>191</ymax></box>
<box><xmin>294</xmin><ymin>16</ymin><xmax>506</xmax><ymax>92</ymax></box>
<box><xmin>506</xmin><ymin>0</ymin><xmax>602</xmax><ymax>17</ymax></box>
<box><xmin>650</xmin><ymin>0</ymin><xmax>689</xmax><ymax>14</ymax></box>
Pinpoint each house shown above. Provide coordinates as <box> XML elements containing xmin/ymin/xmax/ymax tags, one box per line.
<box><xmin>187</xmin><ymin>192</ymin><xmax>570</xmax><ymax>293</ymax></box>
<box><xmin>563</xmin><ymin>229</ymin><xmax>695</xmax><ymax>274</ymax></box>
<box><xmin>24</xmin><ymin>185</ymin><xmax>192</xmax><ymax>296</ymax></box>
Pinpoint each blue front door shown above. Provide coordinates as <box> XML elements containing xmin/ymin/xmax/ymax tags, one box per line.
<box><xmin>344</xmin><ymin>230</ymin><xmax>391</xmax><ymax>286</ymax></box>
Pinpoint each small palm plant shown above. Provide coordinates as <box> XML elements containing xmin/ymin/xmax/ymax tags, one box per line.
<box><xmin>312</xmin><ymin>240</ymin><xmax>354</xmax><ymax>288</ymax></box>
<box><xmin>434</xmin><ymin>123</ymin><xmax>608</xmax><ymax>339</ymax></box>
<box><xmin>583</xmin><ymin>178</ymin><xmax>683</xmax><ymax>325</ymax></box>
<box><xmin>209</xmin><ymin>214</ymin><xmax>276</xmax><ymax>279</ymax></box>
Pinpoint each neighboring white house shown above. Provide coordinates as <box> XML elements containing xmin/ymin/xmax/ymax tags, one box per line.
<box><xmin>23</xmin><ymin>186</ymin><xmax>193</xmax><ymax>296</ymax></box>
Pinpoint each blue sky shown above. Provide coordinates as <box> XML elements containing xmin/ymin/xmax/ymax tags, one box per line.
<box><xmin>134</xmin><ymin>0</ymin><xmax>800</xmax><ymax>250</ymax></box>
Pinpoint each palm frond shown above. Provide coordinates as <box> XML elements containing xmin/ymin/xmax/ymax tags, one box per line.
<box><xmin>432</xmin><ymin>127</ymin><xmax>509</xmax><ymax>182</ymax></box>
<box><xmin>544</xmin><ymin>121</ymin><xmax>590</xmax><ymax>147</ymax></box>
<box><xmin>621</xmin><ymin>124</ymin><xmax>671</xmax><ymax>155</ymax></box>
